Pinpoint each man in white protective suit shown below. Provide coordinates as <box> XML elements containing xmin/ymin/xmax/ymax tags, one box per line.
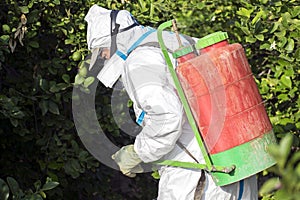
<box><xmin>84</xmin><ymin>5</ymin><xmax>258</xmax><ymax>200</ymax></box>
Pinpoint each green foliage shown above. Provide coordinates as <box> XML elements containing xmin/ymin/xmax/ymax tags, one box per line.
<box><xmin>260</xmin><ymin>134</ymin><xmax>300</xmax><ymax>200</ymax></box>
<box><xmin>230</xmin><ymin>0</ymin><xmax>300</xmax><ymax>138</ymax></box>
<box><xmin>0</xmin><ymin>0</ymin><xmax>299</xmax><ymax>199</ymax></box>
<box><xmin>0</xmin><ymin>177</ymin><xmax>59</xmax><ymax>200</ymax></box>
<box><xmin>0</xmin><ymin>0</ymin><xmax>156</xmax><ymax>199</ymax></box>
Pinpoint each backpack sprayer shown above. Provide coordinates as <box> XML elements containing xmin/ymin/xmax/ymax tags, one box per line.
<box><xmin>156</xmin><ymin>20</ymin><xmax>277</xmax><ymax>186</ymax></box>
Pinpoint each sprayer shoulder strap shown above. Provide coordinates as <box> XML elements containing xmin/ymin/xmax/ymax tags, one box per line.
<box><xmin>181</xmin><ymin>34</ymin><xmax>196</xmax><ymax>45</ymax></box>
<box><xmin>128</xmin><ymin>34</ymin><xmax>196</xmax><ymax>56</ymax></box>
<box><xmin>117</xmin><ymin>29</ymin><xmax>157</xmax><ymax>126</ymax></box>
<box><xmin>116</xmin><ymin>28</ymin><xmax>157</xmax><ymax>61</ymax></box>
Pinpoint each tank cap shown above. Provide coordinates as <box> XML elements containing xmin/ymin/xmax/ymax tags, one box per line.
<box><xmin>195</xmin><ymin>31</ymin><xmax>228</xmax><ymax>49</ymax></box>
<box><xmin>172</xmin><ymin>46</ymin><xmax>194</xmax><ymax>58</ymax></box>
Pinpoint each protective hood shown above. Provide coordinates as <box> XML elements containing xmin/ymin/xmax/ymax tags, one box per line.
<box><xmin>85</xmin><ymin>5</ymin><xmax>111</xmax><ymax>50</ymax></box>
<box><xmin>85</xmin><ymin>5</ymin><xmax>141</xmax><ymax>88</ymax></box>
<box><xmin>85</xmin><ymin>5</ymin><xmax>138</xmax><ymax>50</ymax></box>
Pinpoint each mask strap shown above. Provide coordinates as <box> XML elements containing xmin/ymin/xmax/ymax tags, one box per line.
<box><xmin>110</xmin><ymin>10</ymin><xmax>120</xmax><ymax>57</ymax></box>
<box><xmin>110</xmin><ymin>10</ymin><xmax>140</xmax><ymax>57</ymax></box>
<box><xmin>119</xmin><ymin>14</ymin><xmax>139</xmax><ymax>33</ymax></box>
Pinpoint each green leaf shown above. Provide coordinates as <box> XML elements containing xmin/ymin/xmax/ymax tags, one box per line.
<box><xmin>27</xmin><ymin>9</ymin><xmax>39</xmax><ymax>23</ymax></box>
<box><xmin>71</xmin><ymin>159</ymin><xmax>81</xmax><ymax>172</ymax></box>
<box><xmin>39</xmin><ymin>100</ymin><xmax>48</xmax><ymax>116</ymax></box>
<box><xmin>78</xmin><ymin>65</ymin><xmax>87</xmax><ymax>77</ymax></box>
<box><xmin>278</xmin><ymin>37</ymin><xmax>287</xmax><ymax>48</ymax></box>
<box><xmin>49</xmin><ymin>84</ymin><xmax>59</xmax><ymax>93</ymax></box>
<box><xmin>56</xmin><ymin>83</ymin><xmax>68</xmax><ymax>91</ymax></box>
<box><xmin>62</xmin><ymin>74</ymin><xmax>70</xmax><ymax>83</ymax></box>
<box><xmin>2</xmin><ymin>24</ymin><xmax>10</xmax><ymax>33</ymax></box>
<box><xmin>281</xmin><ymin>12</ymin><xmax>291</xmax><ymax>28</ymax></box>
<box><xmin>280</xmin><ymin>75</ymin><xmax>292</xmax><ymax>88</ymax></box>
<box><xmin>78</xmin><ymin>23</ymin><xmax>85</xmax><ymax>30</ymax></box>
<box><xmin>237</xmin><ymin>7</ymin><xmax>253</xmax><ymax>18</ymax></box>
<box><xmin>53</xmin><ymin>0</ymin><xmax>60</xmax><ymax>5</ymax></box>
<box><xmin>10</xmin><ymin>118</ymin><xmax>18</xmax><ymax>127</ymax></box>
<box><xmin>196</xmin><ymin>2</ymin><xmax>205</xmax><ymax>9</ymax></box>
<box><xmin>295</xmin><ymin>48</ymin><xmax>300</xmax><ymax>60</ymax></box>
<box><xmin>291</xmin><ymin>6</ymin><xmax>300</xmax><ymax>18</ymax></box>
<box><xmin>274</xmin><ymin>189</ymin><xmax>292</xmax><ymax>200</ymax></box>
<box><xmin>278</xmin><ymin>94</ymin><xmax>288</xmax><ymax>101</ymax></box>
<box><xmin>6</xmin><ymin>177</ymin><xmax>20</xmax><ymax>196</ymax></box>
<box><xmin>41</xmin><ymin>181</ymin><xmax>59</xmax><ymax>191</ymax></box>
<box><xmin>39</xmin><ymin>191</ymin><xmax>46</xmax><ymax>199</ymax></box>
<box><xmin>39</xmin><ymin>78</ymin><xmax>49</xmax><ymax>91</ymax></box>
<box><xmin>64</xmin><ymin>39</ymin><xmax>74</xmax><ymax>45</ymax></box>
<box><xmin>78</xmin><ymin>150</ymin><xmax>89</xmax><ymax>161</ymax></box>
<box><xmin>285</xmin><ymin>38</ymin><xmax>294</xmax><ymax>52</ymax></box>
<box><xmin>74</xmin><ymin>74</ymin><xmax>85</xmax><ymax>85</ymax></box>
<box><xmin>279</xmin><ymin>134</ymin><xmax>293</xmax><ymax>162</ymax></box>
<box><xmin>259</xmin><ymin>177</ymin><xmax>281</xmax><ymax>195</ymax></box>
<box><xmin>83</xmin><ymin>77</ymin><xmax>95</xmax><ymax>88</ymax></box>
<box><xmin>270</xmin><ymin>22</ymin><xmax>279</xmax><ymax>33</ymax></box>
<box><xmin>255</xmin><ymin>34</ymin><xmax>264</xmax><ymax>41</ymax></box>
<box><xmin>19</xmin><ymin>6</ymin><xmax>29</xmax><ymax>14</ymax></box>
<box><xmin>33</xmin><ymin>180</ymin><xmax>41</xmax><ymax>192</ymax></box>
<box><xmin>31</xmin><ymin>193</ymin><xmax>43</xmax><ymax>200</ymax></box>
<box><xmin>246</xmin><ymin>35</ymin><xmax>257</xmax><ymax>43</ymax></box>
<box><xmin>48</xmin><ymin>67</ymin><xmax>58</xmax><ymax>75</ymax></box>
<box><xmin>278</xmin><ymin>59</ymin><xmax>290</xmax><ymax>67</ymax></box>
<box><xmin>279</xmin><ymin>53</ymin><xmax>294</xmax><ymax>62</ymax></box>
<box><xmin>254</xmin><ymin>19</ymin><xmax>263</xmax><ymax>34</ymax></box>
<box><xmin>241</xmin><ymin>26</ymin><xmax>251</xmax><ymax>35</ymax></box>
<box><xmin>27</xmin><ymin>31</ymin><xmax>37</xmax><ymax>39</ymax></box>
<box><xmin>48</xmin><ymin>162</ymin><xmax>63</xmax><ymax>170</ymax></box>
<box><xmin>269</xmin><ymin>134</ymin><xmax>293</xmax><ymax>169</ymax></box>
<box><xmin>151</xmin><ymin>170</ymin><xmax>160</xmax><ymax>179</ymax></box>
<box><xmin>0</xmin><ymin>35</ymin><xmax>10</xmax><ymax>42</ymax></box>
<box><xmin>275</xmin><ymin>30</ymin><xmax>286</xmax><ymax>38</ymax></box>
<box><xmin>289</xmin><ymin>151</ymin><xmax>300</xmax><ymax>166</ymax></box>
<box><xmin>284</xmin><ymin>67</ymin><xmax>294</xmax><ymax>77</ymax></box>
<box><xmin>64</xmin><ymin>159</ymin><xmax>81</xmax><ymax>178</ymax></box>
<box><xmin>29</xmin><ymin>41</ymin><xmax>39</xmax><ymax>48</ymax></box>
<box><xmin>252</xmin><ymin>10</ymin><xmax>264</xmax><ymax>25</ymax></box>
<box><xmin>48</xmin><ymin>101</ymin><xmax>60</xmax><ymax>115</ymax></box>
<box><xmin>61</xmin><ymin>28</ymin><xmax>67</xmax><ymax>36</ymax></box>
<box><xmin>127</xmin><ymin>99</ymin><xmax>133</xmax><ymax>107</ymax></box>
<box><xmin>0</xmin><ymin>178</ymin><xmax>9</xmax><ymax>200</ymax></box>
<box><xmin>259</xmin><ymin>43</ymin><xmax>270</xmax><ymax>50</ymax></box>
<box><xmin>259</xmin><ymin>0</ymin><xmax>268</xmax><ymax>4</ymax></box>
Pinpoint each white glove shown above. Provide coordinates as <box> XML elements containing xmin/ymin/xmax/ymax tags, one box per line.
<box><xmin>112</xmin><ymin>145</ymin><xmax>143</xmax><ymax>177</ymax></box>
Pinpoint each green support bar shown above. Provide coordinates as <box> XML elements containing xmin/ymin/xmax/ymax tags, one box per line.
<box><xmin>155</xmin><ymin>159</ymin><xmax>235</xmax><ymax>173</ymax></box>
<box><xmin>156</xmin><ymin>20</ymin><xmax>213</xmax><ymax>170</ymax></box>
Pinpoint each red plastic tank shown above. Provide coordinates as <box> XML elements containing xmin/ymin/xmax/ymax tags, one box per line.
<box><xmin>175</xmin><ymin>32</ymin><xmax>273</xmax><ymax>154</ymax></box>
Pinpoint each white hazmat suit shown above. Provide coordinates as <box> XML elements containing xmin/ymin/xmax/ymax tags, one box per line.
<box><xmin>85</xmin><ymin>5</ymin><xmax>258</xmax><ymax>200</ymax></box>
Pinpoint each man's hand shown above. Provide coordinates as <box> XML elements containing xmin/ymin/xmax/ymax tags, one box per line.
<box><xmin>112</xmin><ymin>144</ymin><xmax>143</xmax><ymax>177</ymax></box>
